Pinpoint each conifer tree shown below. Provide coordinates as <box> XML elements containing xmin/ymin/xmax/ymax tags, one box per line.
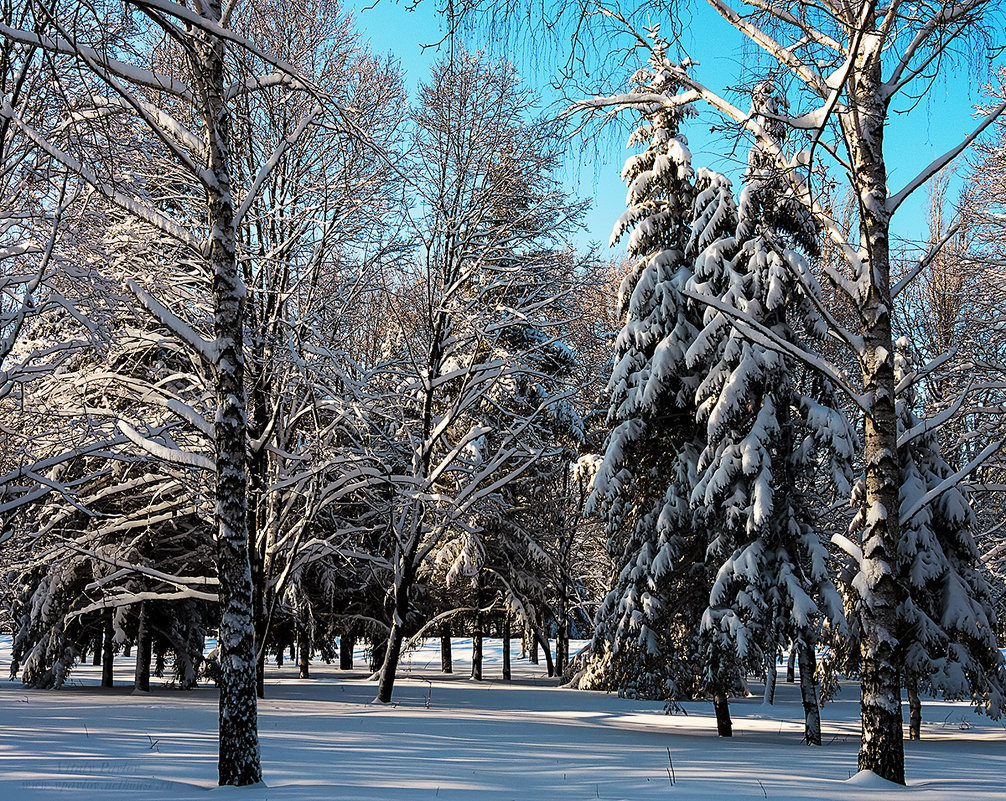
<box><xmin>580</xmin><ymin>34</ymin><xmax>737</xmax><ymax>730</ymax></box>
<box><xmin>686</xmin><ymin>81</ymin><xmax>855</xmax><ymax>744</ymax></box>
<box><xmin>893</xmin><ymin>339</ymin><xmax>1006</xmax><ymax>738</ymax></box>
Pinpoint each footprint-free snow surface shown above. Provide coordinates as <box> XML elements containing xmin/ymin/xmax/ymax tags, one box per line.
<box><xmin>2</xmin><ymin>637</ymin><xmax>1004</xmax><ymax>800</ymax></box>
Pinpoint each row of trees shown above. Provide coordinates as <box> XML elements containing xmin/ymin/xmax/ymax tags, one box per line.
<box><xmin>0</xmin><ymin>0</ymin><xmax>615</xmax><ymax>786</ymax></box>
<box><xmin>4</xmin><ymin>0</ymin><xmax>1006</xmax><ymax>790</ymax></box>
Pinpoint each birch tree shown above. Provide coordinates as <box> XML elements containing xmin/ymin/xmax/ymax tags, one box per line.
<box><xmin>0</xmin><ymin>0</ymin><xmax>352</xmax><ymax>783</ymax></box>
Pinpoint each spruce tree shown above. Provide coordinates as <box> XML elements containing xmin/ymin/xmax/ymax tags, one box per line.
<box><xmin>580</xmin><ymin>33</ymin><xmax>735</xmax><ymax>722</ymax></box>
<box><xmin>686</xmin><ymin>81</ymin><xmax>855</xmax><ymax>744</ymax></box>
<box><xmin>893</xmin><ymin>339</ymin><xmax>1006</xmax><ymax>738</ymax></box>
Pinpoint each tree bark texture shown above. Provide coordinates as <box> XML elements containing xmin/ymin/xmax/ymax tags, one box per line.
<box><xmin>192</xmin><ymin>3</ymin><xmax>261</xmax><ymax>784</ymax></box>
<box><xmin>845</xmin><ymin>27</ymin><xmax>905</xmax><ymax>786</ymax></box>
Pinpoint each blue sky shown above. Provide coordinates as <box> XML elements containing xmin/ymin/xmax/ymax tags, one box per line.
<box><xmin>344</xmin><ymin>0</ymin><xmax>997</xmax><ymax>257</ymax></box>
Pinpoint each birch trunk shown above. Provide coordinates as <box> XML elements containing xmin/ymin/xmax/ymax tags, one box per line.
<box><xmin>844</xmin><ymin>29</ymin><xmax>905</xmax><ymax>786</ymax></box>
<box><xmin>193</xmin><ymin>2</ymin><xmax>260</xmax><ymax>784</ymax></box>
<box><xmin>297</xmin><ymin>626</ymin><xmax>310</xmax><ymax>679</ymax></box>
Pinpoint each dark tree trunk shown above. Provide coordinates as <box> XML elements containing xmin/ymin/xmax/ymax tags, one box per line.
<box><xmin>472</xmin><ymin>622</ymin><xmax>483</xmax><ymax>682</ymax></box>
<box><xmin>440</xmin><ymin>627</ymin><xmax>452</xmax><ymax>673</ymax></box>
<box><xmin>134</xmin><ymin>602</ymin><xmax>151</xmax><ymax>693</ymax></box>
<box><xmin>369</xmin><ymin>639</ymin><xmax>386</xmax><ymax>673</ymax></box>
<box><xmin>764</xmin><ymin>651</ymin><xmax>776</xmax><ymax>705</ymax></box>
<box><xmin>101</xmin><ymin>607</ymin><xmax>114</xmax><ymax>688</ymax></box>
<box><xmin>92</xmin><ymin>634</ymin><xmax>101</xmax><ymax>666</ymax></box>
<box><xmin>536</xmin><ymin>629</ymin><xmax>554</xmax><ymax>677</ymax></box>
<box><xmin>528</xmin><ymin>628</ymin><xmax>539</xmax><ymax>664</ymax></box>
<box><xmin>297</xmin><ymin>626</ymin><xmax>310</xmax><ymax>680</ymax></box>
<box><xmin>713</xmin><ymin>691</ymin><xmax>732</xmax><ymax>737</ymax></box>
<box><xmin>555</xmin><ymin>610</ymin><xmax>568</xmax><ymax>680</ymax></box>
<box><xmin>907</xmin><ymin>677</ymin><xmax>921</xmax><ymax>741</ymax></box>
<box><xmin>798</xmin><ymin>640</ymin><xmax>822</xmax><ymax>746</ymax></box>
<box><xmin>787</xmin><ymin>645</ymin><xmax>796</xmax><ymax>683</ymax></box>
<box><xmin>340</xmin><ymin>634</ymin><xmax>355</xmax><ymax>670</ymax></box>
<box><xmin>376</xmin><ymin>556</ymin><xmax>414</xmax><ymax>703</ymax></box>
<box><xmin>502</xmin><ymin>616</ymin><xmax>511</xmax><ymax>681</ymax></box>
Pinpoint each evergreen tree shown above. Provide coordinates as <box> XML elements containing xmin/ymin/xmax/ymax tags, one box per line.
<box><xmin>686</xmin><ymin>81</ymin><xmax>855</xmax><ymax>744</ymax></box>
<box><xmin>894</xmin><ymin>339</ymin><xmax>1006</xmax><ymax>738</ymax></box>
<box><xmin>580</xmin><ymin>33</ymin><xmax>736</xmax><ymax>729</ymax></box>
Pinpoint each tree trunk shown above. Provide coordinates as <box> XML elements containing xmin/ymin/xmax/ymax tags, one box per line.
<box><xmin>555</xmin><ymin>600</ymin><xmax>568</xmax><ymax>680</ymax></box>
<box><xmin>798</xmin><ymin>640</ymin><xmax>822</xmax><ymax>746</ymax></box>
<box><xmin>907</xmin><ymin>677</ymin><xmax>921</xmax><ymax>741</ymax></box>
<box><xmin>193</xmin><ymin>4</ymin><xmax>261</xmax><ymax>783</ymax></box>
<box><xmin>376</xmin><ymin>556</ymin><xmax>414</xmax><ymax>703</ymax></box>
<box><xmin>101</xmin><ymin>607</ymin><xmax>114</xmax><ymax>688</ymax></box>
<box><xmin>764</xmin><ymin>650</ymin><xmax>776</xmax><ymax>705</ymax></box>
<box><xmin>92</xmin><ymin>634</ymin><xmax>101</xmax><ymax>666</ymax></box>
<box><xmin>297</xmin><ymin>626</ymin><xmax>310</xmax><ymax>680</ymax></box>
<box><xmin>786</xmin><ymin>645</ymin><xmax>796</xmax><ymax>683</ymax></box>
<box><xmin>536</xmin><ymin>629</ymin><xmax>554</xmax><ymax>677</ymax></box>
<box><xmin>340</xmin><ymin>634</ymin><xmax>354</xmax><ymax>670</ymax></box>
<box><xmin>133</xmin><ymin>602</ymin><xmax>151</xmax><ymax>693</ymax></box>
<box><xmin>502</xmin><ymin>615</ymin><xmax>511</xmax><ymax>681</ymax></box>
<box><xmin>369</xmin><ymin>638</ymin><xmax>386</xmax><ymax>673</ymax></box>
<box><xmin>441</xmin><ymin>627</ymin><xmax>452</xmax><ymax>673</ymax></box>
<box><xmin>528</xmin><ymin>628</ymin><xmax>539</xmax><ymax>664</ymax></box>
<box><xmin>713</xmin><ymin>691</ymin><xmax>732</xmax><ymax>737</ymax></box>
<box><xmin>845</xmin><ymin>34</ymin><xmax>905</xmax><ymax>786</ymax></box>
<box><xmin>471</xmin><ymin>622</ymin><xmax>483</xmax><ymax>682</ymax></box>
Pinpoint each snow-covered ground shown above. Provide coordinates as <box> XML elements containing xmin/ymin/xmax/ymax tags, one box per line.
<box><xmin>1</xmin><ymin>637</ymin><xmax>1004</xmax><ymax>800</ymax></box>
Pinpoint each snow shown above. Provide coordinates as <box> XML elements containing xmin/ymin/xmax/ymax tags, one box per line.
<box><xmin>3</xmin><ymin>637</ymin><xmax>1006</xmax><ymax>801</ymax></box>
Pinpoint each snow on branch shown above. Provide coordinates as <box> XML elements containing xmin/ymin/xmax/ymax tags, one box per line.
<box><xmin>234</xmin><ymin>104</ymin><xmax>322</xmax><ymax>228</ymax></box>
<box><xmin>681</xmin><ymin>287</ymin><xmax>868</xmax><ymax>411</ymax></box>
<box><xmin>899</xmin><ymin>438</ymin><xmax>1005</xmax><ymax>526</ymax></box>
<box><xmin>124</xmin><ymin>278</ymin><xmax>218</xmax><ymax>363</ymax></box>
<box><xmin>69</xmin><ymin>544</ymin><xmax>219</xmax><ymax>590</ymax></box>
<box><xmin>117</xmin><ymin>421</ymin><xmax>214</xmax><ymax>471</ymax></box>
<box><xmin>0</xmin><ymin>105</ymin><xmax>202</xmax><ymax>248</ymax></box>
<box><xmin>71</xmin><ymin>588</ymin><xmax>218</xmax><ymax>618</ymax></box>
<box><xmin>892</xmin><ymin>217</ymin><xmax>967</xmax><ymax>297</ymax></box>
<box><xmin>0</xmin><ymin>22</ymin><xmax>194</xmax><ymax>99</ymax></box>
<box><xmin>887</xmin><ymin>100</ymin><xmax>1006</xmax><ymax>214</ymax></box>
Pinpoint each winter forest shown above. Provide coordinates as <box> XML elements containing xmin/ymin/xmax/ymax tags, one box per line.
<box><xmin>3</xmin><ymin>0</ymin><xmax>1006</xmax><ymax>797</ymax></box>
